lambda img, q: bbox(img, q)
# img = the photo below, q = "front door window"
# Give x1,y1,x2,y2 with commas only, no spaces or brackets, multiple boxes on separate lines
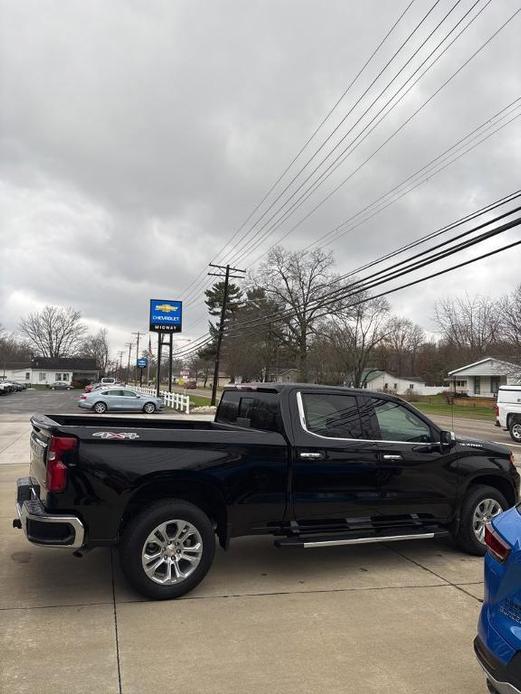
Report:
474,376,481,395
370,398,432,443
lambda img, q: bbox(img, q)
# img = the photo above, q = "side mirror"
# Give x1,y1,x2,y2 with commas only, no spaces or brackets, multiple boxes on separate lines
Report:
440,430,455,447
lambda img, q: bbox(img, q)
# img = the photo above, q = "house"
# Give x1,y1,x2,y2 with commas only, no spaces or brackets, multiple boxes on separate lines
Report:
359,369,443,396
1,357,99,386
447,357,521,397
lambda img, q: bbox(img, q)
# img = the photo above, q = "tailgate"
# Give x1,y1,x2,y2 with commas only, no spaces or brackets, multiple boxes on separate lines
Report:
29,424,51,492
29,414,65,494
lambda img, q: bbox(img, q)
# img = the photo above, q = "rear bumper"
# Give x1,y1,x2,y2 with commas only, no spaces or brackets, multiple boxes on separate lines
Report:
13,477,85,550
475,637,521,694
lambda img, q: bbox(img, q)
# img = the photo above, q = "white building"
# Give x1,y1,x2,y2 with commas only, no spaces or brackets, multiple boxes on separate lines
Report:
361,369,443,396
1,358,99,386
447,357,521,398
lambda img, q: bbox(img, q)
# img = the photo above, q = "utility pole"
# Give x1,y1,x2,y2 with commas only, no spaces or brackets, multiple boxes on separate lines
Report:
125,343,132,385
208,263,246,406
132,331,143,384
147,335,152,386
117,351,124,381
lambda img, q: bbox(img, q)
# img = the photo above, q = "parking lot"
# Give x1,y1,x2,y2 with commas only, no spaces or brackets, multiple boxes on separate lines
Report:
0,389,503,693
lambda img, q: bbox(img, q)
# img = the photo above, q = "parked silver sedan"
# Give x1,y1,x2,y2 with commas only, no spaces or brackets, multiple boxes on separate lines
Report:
78,387,163,414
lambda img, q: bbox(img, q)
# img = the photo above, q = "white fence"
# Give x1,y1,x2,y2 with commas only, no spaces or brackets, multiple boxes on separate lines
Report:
135,386,190,414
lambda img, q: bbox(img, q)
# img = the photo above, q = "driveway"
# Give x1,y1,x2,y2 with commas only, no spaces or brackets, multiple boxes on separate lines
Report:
0,391,495,693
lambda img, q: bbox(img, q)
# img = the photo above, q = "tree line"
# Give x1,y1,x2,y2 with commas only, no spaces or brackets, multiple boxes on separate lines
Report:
0,306,110,373
192,246,521,386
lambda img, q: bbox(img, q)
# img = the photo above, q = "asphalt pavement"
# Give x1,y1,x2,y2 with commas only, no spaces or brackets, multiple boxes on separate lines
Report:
0,387,83,417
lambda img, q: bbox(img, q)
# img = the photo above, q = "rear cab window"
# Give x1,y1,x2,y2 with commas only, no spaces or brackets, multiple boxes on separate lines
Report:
300,393,362,439
216,390,283,433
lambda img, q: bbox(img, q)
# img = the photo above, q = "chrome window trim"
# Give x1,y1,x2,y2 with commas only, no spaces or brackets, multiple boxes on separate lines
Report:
296,391,434,447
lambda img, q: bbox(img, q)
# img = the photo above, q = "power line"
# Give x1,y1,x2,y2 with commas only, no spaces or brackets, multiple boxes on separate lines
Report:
238,0,497,265
178,192,521,352
185,93,520,310
178,0,417,303
174,204,521,358
186,0,501,304
251,93,521,266
226,0,471,266
181,0,445,306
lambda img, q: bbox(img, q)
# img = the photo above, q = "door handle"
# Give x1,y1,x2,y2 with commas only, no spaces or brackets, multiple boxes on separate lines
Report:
382,454,402,461
298,451,324,460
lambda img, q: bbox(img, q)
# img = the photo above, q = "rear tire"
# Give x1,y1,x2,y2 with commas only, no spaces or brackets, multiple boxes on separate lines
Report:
93,401,107,414
509,418,521,442
119,499,215,600
453,485,507,555
143,402,156,414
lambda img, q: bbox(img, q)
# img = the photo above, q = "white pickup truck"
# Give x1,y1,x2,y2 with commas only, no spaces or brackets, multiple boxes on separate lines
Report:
496,386,521,442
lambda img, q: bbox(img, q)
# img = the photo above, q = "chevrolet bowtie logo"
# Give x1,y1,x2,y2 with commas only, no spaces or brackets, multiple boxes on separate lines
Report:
156,304,179,313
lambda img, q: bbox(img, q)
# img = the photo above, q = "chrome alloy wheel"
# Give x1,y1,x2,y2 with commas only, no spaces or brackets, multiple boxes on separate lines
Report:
141,520,203,585
473,498,503,543
511,423,521,441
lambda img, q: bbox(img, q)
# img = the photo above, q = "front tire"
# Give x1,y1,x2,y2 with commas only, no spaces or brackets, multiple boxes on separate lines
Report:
93,401,107,414
119,499,216,600
453,485,507,555
143,402,156,414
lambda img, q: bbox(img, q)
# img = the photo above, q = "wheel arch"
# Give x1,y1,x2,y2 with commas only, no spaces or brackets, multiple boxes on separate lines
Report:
507,413,521,428
120,475,229,549
465,474,517,508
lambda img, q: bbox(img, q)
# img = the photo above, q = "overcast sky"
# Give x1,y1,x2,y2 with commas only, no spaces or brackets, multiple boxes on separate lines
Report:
1,0,520,357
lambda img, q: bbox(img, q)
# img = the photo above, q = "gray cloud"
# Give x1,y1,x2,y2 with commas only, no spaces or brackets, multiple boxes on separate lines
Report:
1,0,520,353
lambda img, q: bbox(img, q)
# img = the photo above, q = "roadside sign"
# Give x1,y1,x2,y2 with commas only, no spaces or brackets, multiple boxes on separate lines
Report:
149,299,183,333
137,357,148,368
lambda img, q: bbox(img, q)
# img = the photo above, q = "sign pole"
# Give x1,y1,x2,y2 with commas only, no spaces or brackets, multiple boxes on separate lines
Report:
156,333,162,398
168,332,173,393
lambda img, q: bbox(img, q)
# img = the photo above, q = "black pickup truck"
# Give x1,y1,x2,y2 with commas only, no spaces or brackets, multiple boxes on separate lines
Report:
14,383,519,599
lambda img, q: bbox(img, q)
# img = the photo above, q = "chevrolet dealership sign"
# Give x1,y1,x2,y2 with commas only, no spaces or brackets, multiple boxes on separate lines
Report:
149,299,183,333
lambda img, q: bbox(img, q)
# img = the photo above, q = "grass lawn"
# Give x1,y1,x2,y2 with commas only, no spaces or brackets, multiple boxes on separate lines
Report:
411,395,495,421
188,394,212,408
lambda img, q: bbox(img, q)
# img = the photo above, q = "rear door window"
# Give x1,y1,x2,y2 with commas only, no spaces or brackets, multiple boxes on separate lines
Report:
300,393,362,439
216,391,282,432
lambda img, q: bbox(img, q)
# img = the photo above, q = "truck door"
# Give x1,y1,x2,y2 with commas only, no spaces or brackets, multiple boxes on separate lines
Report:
361,394,457,524
290,390,380,528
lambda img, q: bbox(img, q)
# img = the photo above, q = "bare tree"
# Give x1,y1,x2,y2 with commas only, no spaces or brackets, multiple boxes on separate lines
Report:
0,325,32,365
324,295,391,387
19,306,87,358
384,317,425,376
499,284,521,357
434,295,501,358
254,247,350,382
81,329,110,372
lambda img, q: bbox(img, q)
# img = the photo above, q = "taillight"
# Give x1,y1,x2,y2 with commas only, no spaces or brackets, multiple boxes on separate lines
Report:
46,436,77,492
495,405,499,417
485,523,511,563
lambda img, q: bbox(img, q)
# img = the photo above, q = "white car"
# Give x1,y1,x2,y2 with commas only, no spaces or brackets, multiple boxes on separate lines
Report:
496,385,521,441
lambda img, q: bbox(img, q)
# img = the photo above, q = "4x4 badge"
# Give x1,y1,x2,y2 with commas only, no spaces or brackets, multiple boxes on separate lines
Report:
92,432,140,440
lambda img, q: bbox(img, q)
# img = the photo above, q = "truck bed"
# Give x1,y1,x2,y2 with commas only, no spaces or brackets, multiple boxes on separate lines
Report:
33,413,218,431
